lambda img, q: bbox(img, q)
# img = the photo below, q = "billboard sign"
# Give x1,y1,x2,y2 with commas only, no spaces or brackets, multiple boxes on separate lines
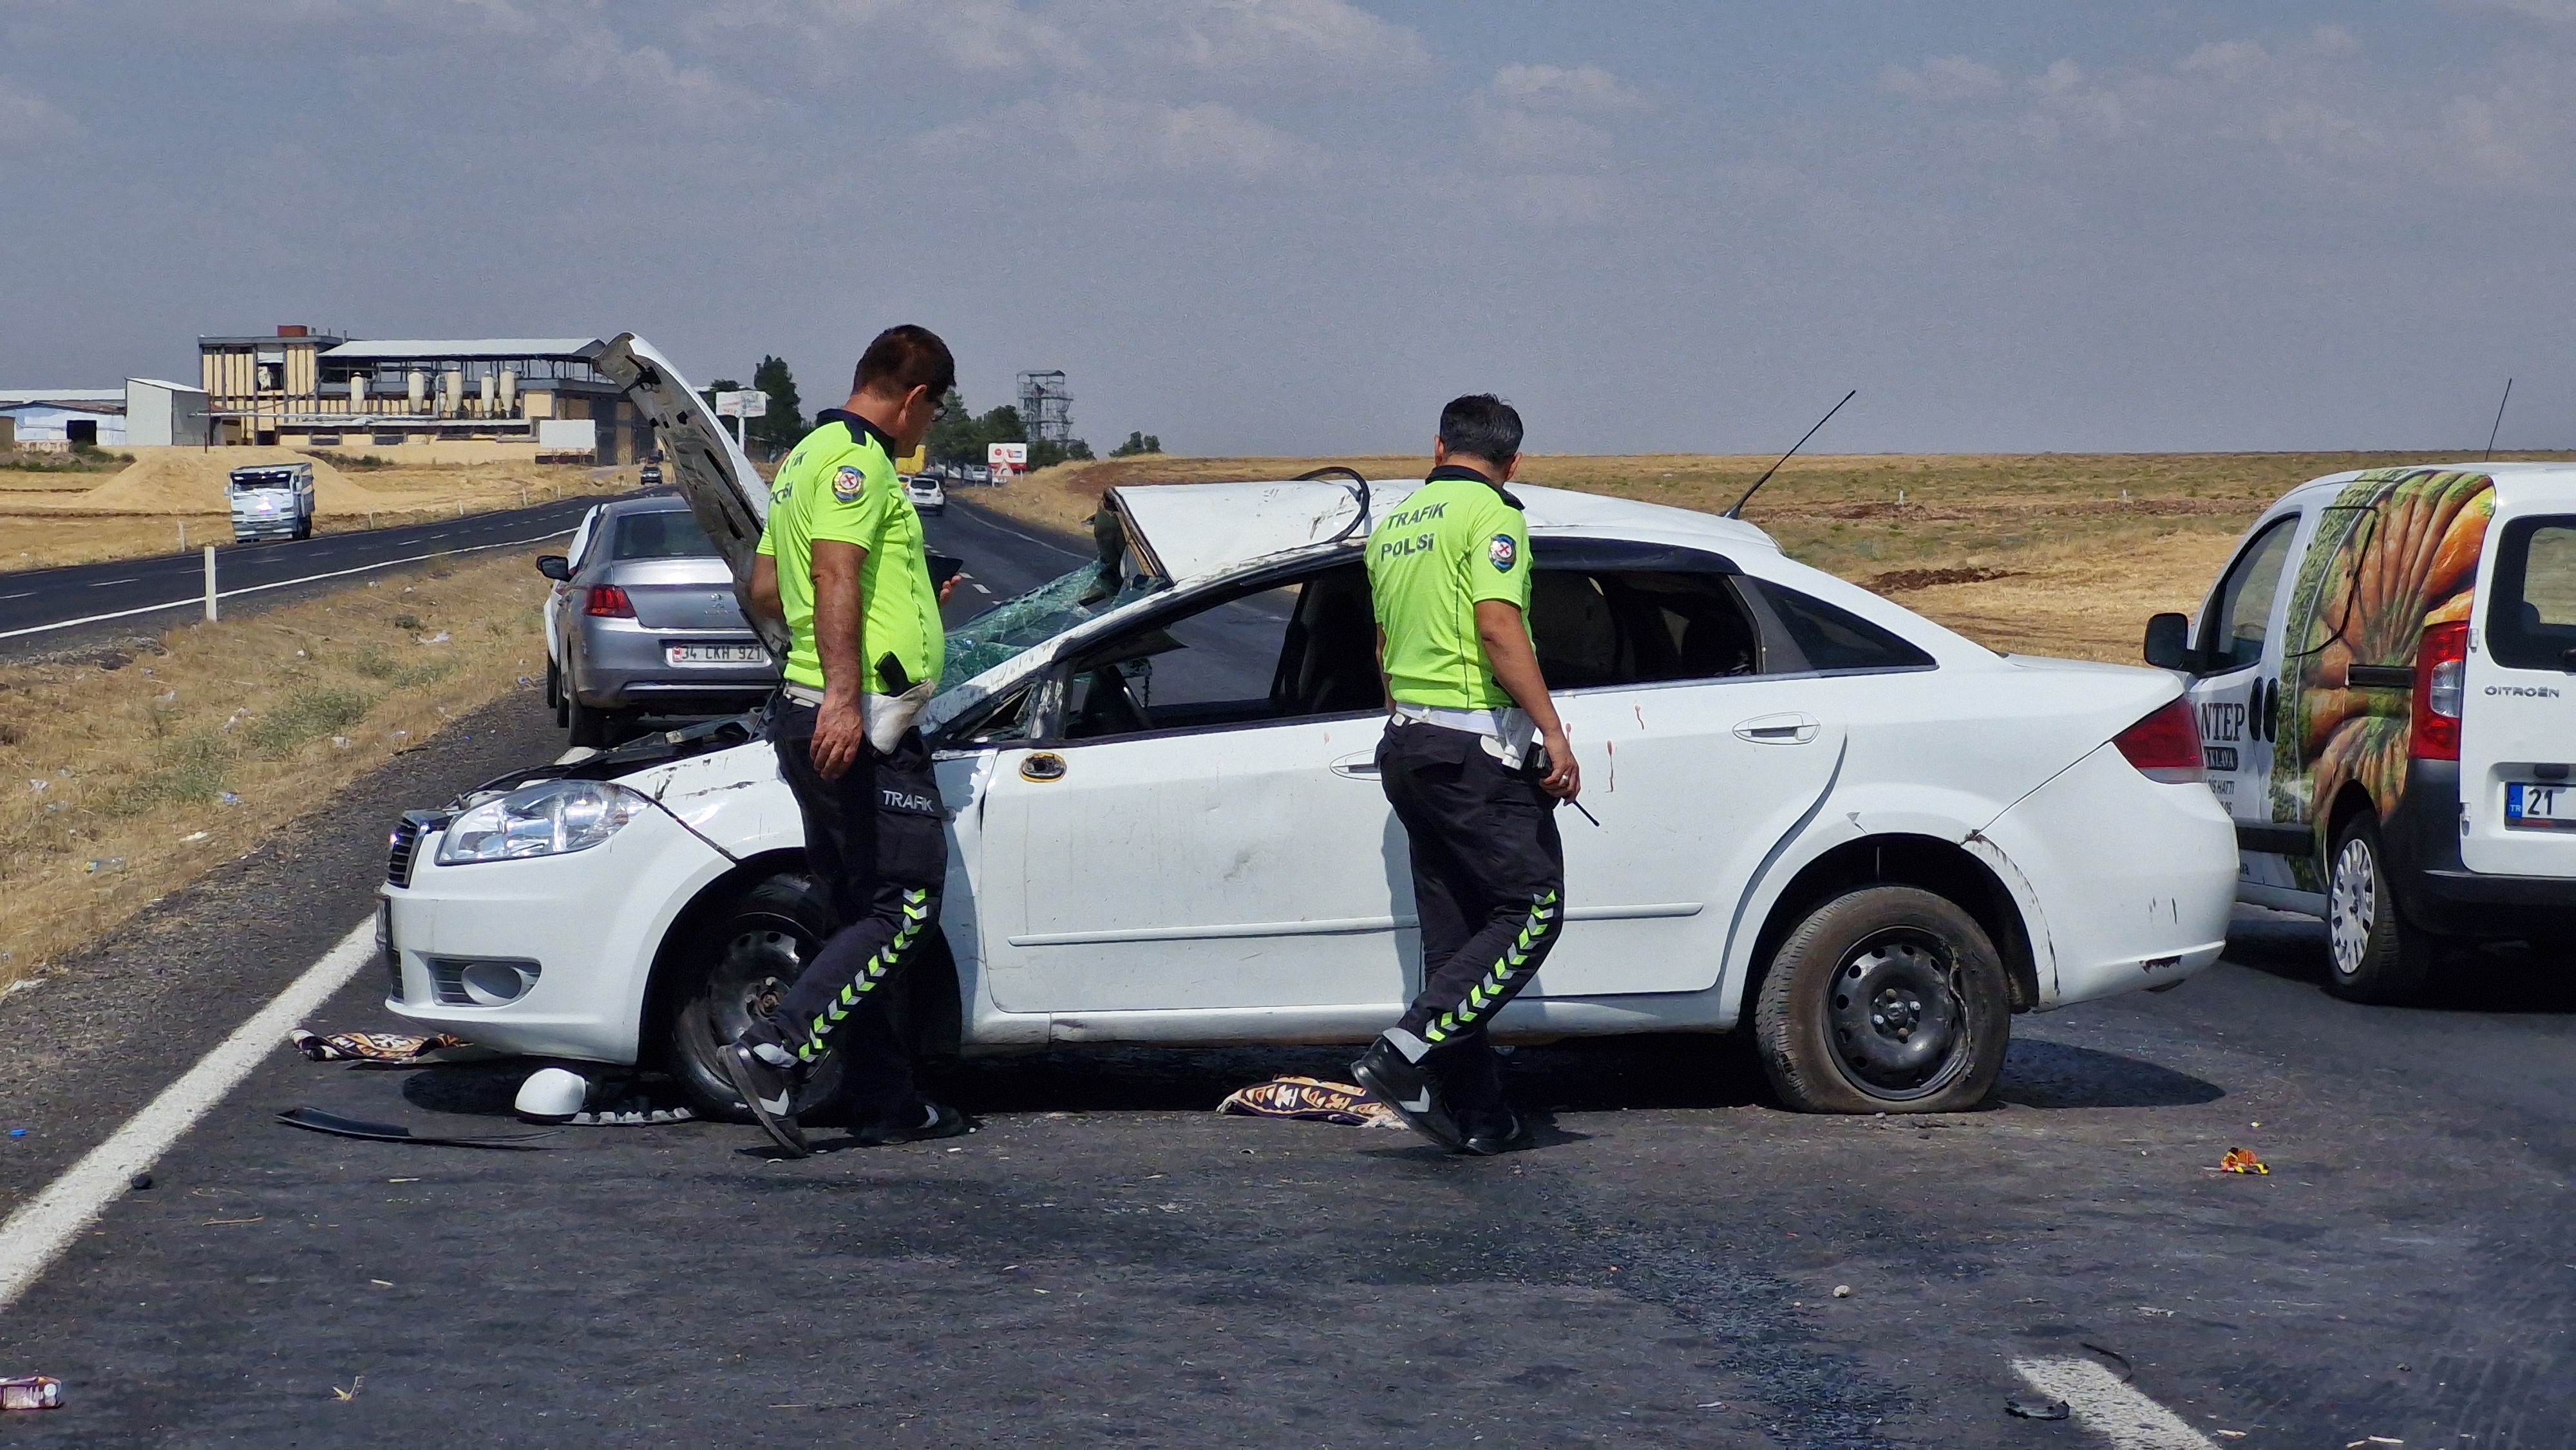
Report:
988,442,1028,470
712,389,768,419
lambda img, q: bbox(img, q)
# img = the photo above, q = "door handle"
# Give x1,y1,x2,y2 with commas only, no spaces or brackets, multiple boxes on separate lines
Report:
1331,751,1381,779
1019,752,1066,782
1734,712,1820,745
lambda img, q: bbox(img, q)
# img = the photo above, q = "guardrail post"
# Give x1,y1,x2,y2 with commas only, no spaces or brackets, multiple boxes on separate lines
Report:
202,546,218,623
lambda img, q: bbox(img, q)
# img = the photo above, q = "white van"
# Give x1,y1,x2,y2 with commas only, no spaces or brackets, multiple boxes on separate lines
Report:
2146,464,2576,1001
228,462,315,542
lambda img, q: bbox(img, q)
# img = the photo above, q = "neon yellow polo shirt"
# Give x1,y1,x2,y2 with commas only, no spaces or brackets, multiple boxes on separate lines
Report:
1366,466,1533,710
754,410,944,693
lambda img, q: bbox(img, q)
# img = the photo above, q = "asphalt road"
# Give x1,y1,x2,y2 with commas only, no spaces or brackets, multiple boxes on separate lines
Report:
0,491,626,662
0,498,2570,1446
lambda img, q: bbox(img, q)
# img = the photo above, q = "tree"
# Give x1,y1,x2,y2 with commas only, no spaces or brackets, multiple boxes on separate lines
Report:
1110,431,1162,457
699,378,742,410
1029,438,1094,469
748,355,804,455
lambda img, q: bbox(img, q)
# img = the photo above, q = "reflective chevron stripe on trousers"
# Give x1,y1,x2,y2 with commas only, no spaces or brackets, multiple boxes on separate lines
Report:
1378,719,1567,1095
766,699,949,1125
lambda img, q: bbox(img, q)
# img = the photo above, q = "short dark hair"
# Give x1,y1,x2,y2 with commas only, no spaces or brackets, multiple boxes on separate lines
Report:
1438,393,1522,467
852,325,956,400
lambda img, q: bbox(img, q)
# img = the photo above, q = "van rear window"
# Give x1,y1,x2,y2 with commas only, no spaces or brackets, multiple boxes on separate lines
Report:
2486,516,2576,671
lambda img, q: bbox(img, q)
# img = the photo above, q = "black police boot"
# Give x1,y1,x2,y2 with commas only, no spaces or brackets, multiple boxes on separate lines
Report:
853,1097,973,1147
1456,1104,1525,1156
1352,1030,1467,1152
721,1024,810,1159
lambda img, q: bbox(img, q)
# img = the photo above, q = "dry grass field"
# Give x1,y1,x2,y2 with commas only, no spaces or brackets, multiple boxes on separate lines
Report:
985,449,2576,661
0,550,550,994
0,447,645,571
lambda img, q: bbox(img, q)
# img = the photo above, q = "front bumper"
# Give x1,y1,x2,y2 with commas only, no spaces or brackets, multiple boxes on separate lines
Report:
2382,759,2576,937
381,804,735,1063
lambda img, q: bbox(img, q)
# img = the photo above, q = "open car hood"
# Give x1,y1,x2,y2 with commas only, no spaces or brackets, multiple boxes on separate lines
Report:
592,334,785,654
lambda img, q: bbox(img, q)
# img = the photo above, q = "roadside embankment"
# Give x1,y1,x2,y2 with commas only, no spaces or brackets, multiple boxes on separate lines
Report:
0,550,552,995
987,449,2576,661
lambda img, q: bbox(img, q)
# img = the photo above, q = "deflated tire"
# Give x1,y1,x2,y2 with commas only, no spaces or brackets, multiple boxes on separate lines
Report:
1754,885,2010,1114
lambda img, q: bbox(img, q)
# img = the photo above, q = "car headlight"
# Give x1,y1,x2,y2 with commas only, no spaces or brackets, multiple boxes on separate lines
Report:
435,779,646,865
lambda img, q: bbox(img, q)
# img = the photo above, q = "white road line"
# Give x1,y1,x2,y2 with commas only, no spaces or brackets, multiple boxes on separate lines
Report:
0,525,576,642
971,583,992,594
2013,1359,2217,1450
0,592,33,601
955,507,1085,558
86,577,139,587
0,916,377,1312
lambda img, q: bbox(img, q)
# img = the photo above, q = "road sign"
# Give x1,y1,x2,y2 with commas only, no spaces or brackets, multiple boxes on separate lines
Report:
988,442,1028,470
712,390,768,419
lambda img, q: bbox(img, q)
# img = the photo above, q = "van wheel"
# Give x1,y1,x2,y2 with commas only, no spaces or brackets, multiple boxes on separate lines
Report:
1754,885,2009,1114
2324,815,2438,1004
666,874,848,1124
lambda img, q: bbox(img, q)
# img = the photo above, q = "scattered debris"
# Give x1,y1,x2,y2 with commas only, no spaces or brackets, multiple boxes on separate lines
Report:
202,1216,262,1226
2005,1396,2069,1420
291,1029,470,1064
0,1376,62,1411
1217,1076,1405,1129
2218,1147,2269,1175
128,1172,151,1191
82,857,125,874
418,631,451,645
1832,1285,1852,1298
181,831,209,843
218,791,242,805
6,1129,24,1139
275,1107,554,1150
331,1375,361,1403
2137,1306,2175,1317
2081,1342,2135,1382
2345,1440,2403,1448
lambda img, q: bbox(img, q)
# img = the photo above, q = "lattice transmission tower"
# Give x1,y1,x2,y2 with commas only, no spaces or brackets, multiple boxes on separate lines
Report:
1016,370,1073,444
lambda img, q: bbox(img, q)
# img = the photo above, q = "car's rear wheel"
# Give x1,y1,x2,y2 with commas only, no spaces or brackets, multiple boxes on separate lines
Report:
667,873,848,1124
2324,814,2438,1004
544,657,560,713
1754,885,2009,1114
566,692,620,748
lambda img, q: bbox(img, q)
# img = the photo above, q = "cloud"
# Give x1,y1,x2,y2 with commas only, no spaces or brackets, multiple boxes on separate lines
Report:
918,91,1322,180
1879,55,2005,102
1475,106,1611,165
1122,0,1430,74
0,81,77,149
1501,173,1613,226
1492,62,1646,112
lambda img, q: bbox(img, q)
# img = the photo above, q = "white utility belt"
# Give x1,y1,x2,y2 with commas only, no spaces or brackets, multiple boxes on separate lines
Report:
1388,701,1536,769
779,679,934,753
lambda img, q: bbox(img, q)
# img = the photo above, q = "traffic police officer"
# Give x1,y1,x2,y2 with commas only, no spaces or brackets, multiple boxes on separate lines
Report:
726,324,967,1158
1350,394,1580,1155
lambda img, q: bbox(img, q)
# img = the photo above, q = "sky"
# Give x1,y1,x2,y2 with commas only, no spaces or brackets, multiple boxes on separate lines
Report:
3,0,2574,456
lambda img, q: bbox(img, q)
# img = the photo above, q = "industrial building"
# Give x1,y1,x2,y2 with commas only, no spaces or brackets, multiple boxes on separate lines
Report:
0,388,125,448
194,328,649,464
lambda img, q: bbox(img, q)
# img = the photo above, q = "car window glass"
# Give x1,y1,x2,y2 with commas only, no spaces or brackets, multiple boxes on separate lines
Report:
1060,563,1378,740
2204,516,2298,671
2486,516,2576,670
612,511,717,560
1527,570,1763,687
1737,579,1936,673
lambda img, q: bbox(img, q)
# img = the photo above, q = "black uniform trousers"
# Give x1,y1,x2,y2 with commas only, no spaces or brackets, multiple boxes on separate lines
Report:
764,696,947,1122
1377,719,1567,1106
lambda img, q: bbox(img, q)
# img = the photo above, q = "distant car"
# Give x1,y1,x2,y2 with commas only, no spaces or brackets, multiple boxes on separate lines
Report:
905,474,947,515
229,462,315,542
538,496,778,748
384,334,2237,1122
639,464,664,488
2151,462,2576,1002
540,505,606,719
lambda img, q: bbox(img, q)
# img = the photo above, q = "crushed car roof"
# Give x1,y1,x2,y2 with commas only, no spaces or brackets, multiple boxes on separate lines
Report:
1109,478,1781,585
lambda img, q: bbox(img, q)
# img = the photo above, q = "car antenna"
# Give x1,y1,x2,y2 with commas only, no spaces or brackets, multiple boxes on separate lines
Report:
1298,466,1373,541
1724,390,1856,520
2485,377,2513,461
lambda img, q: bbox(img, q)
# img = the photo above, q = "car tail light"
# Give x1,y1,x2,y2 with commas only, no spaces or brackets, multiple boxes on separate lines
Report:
585,584,634,618
2114,697,2205,784
2410,619,2468,761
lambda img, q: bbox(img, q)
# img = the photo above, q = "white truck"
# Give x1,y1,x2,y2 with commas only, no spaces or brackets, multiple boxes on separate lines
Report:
228,462,315,543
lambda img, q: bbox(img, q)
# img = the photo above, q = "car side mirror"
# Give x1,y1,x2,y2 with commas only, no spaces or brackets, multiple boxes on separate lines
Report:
536,554,571,582
2143,612,2199,672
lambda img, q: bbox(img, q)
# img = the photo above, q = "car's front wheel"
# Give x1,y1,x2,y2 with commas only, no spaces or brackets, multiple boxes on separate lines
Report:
1754,885,2010,1114
666,873,847,1123
2324,814,2438,1004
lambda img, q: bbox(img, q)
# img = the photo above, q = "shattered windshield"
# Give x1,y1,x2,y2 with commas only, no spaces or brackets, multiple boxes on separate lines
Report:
942,565,1166,685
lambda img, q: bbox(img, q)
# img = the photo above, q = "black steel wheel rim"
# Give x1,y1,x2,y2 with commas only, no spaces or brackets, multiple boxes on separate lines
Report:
690,916,840,1105
1823,930,1972,1101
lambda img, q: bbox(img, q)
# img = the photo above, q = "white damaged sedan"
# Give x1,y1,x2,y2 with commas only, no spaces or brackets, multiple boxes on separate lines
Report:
380,337,2237,1118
